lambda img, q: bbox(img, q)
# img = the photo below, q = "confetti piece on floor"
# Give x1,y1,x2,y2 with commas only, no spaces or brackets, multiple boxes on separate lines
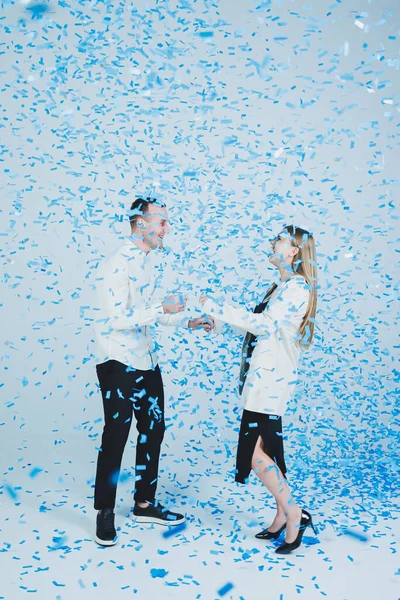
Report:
4,484,19,501
218,582,235,596
341,529,369,543
162,522,188,539
150,568,168,579
29,467,43,478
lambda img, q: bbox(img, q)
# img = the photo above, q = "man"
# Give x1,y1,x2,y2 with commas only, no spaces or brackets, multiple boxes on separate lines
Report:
92,196,211,546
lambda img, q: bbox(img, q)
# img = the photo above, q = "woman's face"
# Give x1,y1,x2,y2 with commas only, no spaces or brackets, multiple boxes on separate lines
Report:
269,230,298,267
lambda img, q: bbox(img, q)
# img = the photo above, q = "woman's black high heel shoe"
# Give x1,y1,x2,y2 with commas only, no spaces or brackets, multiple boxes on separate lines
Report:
275,509,316,554
255,523,286,540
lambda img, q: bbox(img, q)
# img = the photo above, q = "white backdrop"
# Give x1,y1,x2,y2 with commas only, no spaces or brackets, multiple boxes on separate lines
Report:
0,1,399,598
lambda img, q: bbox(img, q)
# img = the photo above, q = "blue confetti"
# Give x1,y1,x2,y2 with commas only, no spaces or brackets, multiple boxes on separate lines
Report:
26,2,50,19
218,582,235,597
29,467,43,478
162,522,188,539
150,569,168,579
342,529,369,543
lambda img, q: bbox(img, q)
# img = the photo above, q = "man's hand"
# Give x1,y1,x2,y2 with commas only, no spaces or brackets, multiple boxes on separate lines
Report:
188,316,214,331
162,294,187,314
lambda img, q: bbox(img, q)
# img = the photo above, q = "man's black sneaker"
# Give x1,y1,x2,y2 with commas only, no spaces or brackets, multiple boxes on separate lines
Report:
133,501,186,526
95,508,118,546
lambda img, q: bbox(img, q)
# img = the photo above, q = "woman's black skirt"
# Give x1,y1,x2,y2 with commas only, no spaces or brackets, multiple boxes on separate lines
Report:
235,409,287,484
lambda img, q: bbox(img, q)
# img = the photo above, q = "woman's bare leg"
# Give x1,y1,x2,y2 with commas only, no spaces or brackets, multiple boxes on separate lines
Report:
265,500,286,533
251,436,301,543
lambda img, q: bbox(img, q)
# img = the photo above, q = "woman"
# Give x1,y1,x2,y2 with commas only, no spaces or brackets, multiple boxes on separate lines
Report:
200,225,318,554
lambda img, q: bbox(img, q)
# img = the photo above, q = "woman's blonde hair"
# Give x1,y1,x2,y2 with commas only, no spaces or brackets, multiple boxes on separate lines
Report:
284,225,317,348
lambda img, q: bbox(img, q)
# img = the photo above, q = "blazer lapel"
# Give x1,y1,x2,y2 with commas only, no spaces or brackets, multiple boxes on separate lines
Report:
238,284,277,395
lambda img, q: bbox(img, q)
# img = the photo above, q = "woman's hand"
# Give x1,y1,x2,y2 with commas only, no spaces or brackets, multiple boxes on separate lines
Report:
199,294,207,305
188,316,214,331
162,293,187,314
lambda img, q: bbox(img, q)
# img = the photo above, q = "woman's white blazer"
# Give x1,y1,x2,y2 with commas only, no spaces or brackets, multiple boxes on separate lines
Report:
203,275,311,416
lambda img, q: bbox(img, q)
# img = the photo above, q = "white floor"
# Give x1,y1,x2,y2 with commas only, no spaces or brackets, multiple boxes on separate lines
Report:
1,428,399,600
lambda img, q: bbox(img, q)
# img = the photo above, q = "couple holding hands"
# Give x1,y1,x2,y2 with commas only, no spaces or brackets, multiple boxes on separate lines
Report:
92,197,318,555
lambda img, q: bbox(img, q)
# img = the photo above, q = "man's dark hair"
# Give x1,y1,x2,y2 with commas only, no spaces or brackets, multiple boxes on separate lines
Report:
128,197,166,228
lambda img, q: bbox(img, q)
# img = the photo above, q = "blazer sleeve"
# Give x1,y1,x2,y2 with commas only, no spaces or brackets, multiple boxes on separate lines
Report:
202,278,310,338
210,316,249,336
212,317,225,334
156,311,190,328
95,255,164,330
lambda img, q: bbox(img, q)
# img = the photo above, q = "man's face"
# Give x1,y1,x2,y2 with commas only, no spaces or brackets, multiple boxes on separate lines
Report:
140,204,170,249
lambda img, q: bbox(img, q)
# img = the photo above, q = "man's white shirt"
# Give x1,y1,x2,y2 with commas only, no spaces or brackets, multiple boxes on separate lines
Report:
92,237,188,370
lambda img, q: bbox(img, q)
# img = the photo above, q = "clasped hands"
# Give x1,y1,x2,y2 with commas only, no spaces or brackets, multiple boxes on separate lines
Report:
162,293,212,331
